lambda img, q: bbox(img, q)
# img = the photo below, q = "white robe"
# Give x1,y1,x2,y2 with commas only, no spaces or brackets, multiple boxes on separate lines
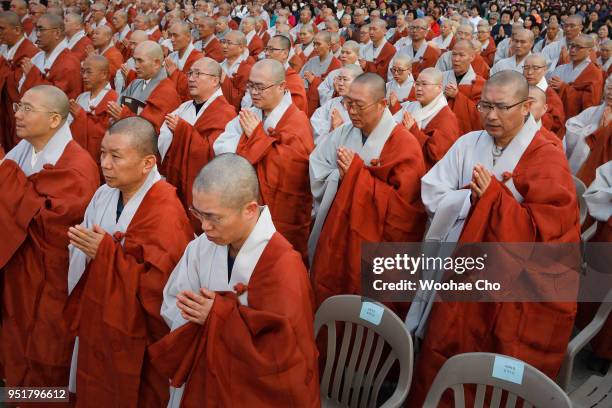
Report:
490,53,531,75
386,76,415,102
300,53,335,88
68,83,113,125
541,37,568,72
392,92,448,129
493,37,511,65
583,162,612,223
434,50,453,72
431,34,453,50
550,59,590,84
563,103,606,174
310,96,350,143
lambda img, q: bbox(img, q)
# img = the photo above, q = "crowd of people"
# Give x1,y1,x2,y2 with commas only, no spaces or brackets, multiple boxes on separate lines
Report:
0,0,610,406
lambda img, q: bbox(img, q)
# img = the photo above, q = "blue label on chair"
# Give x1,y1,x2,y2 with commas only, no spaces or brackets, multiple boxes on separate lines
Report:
492,356,524,385
359,302,384,325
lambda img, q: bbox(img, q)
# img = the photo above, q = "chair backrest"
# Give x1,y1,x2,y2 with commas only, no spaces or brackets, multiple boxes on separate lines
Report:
573,176,588,226
423,352,572,408
314,295,413,408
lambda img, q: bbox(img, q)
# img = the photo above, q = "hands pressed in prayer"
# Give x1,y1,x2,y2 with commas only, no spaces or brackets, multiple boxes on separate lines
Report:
164,57,177,76
388,91,398,107
69,99,83,117
358,58,367,70
337,146,356,178
239,109,261,137
176,288,216,325
549,76,564,90
68,224,106,259
402,111,416,129
303,71,315,84
330,108,345,130
600,106,612,128
21,58,33,75
470,163,492,200
107,101,124,121
498,26,505,38
120,63,130,80
165,114,180,132
444,83,458,98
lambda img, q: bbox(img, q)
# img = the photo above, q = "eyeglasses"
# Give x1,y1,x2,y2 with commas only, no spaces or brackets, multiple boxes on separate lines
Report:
390,67,410,73
264,46,286,53
568,43,590,50
522,64,546,71
13,102,59,115
343,98,380,112
476,99,526,113
246,81,280,93
35,26,60,33
187,70,219,79
189,206,223,224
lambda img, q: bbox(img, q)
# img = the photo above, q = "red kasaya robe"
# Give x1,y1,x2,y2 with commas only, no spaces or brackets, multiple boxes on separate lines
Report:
102,45,125,84
481,37,496,67
236,104,314,261
168,48,204,102
542,86,566,138
221,57,255,111
0,141,99,387
390,27,409,45
116,30,133,61
576,122,611,188
68,181,193,408
447,75,485,135
409,131,581,407
119,78,182,133
148,232,320,408
247,34,264,59
201,37,224,63
409,105,461,169
21,49,83,99
472,54,490,79
70,36,94,62
558,62,604,120
363,42,396,81
311,125,427,308
412,45,441,78
306,56,342,117
286,67,308,113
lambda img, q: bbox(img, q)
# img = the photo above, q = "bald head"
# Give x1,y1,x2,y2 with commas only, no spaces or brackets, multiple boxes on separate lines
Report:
393,53,412,66
226,30,247,46
486,70,529,100
192,56,222,79
135,40,164,61
130,30,148,43
252,59,285,82
528,85,547,121
28,85,70,119
85,54,109,73
419,67,443,84
171,20,191,35
342,40,360,56
525,53,547,66
370,18,387,30
315,30,331,44
0,10,21,28
351,72,386,101
39,13,64,32
108,117,158,157
341,64,363,79
193,154,259,209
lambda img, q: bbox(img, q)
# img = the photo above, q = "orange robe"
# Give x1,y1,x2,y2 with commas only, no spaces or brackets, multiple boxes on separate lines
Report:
148,28,162,42
221,57,255,111
161,96,236,227
557,62,604,120
70,35,94,61
201,36,224,62
102,45,125,84
390,27,409,45
306,56,342,117
408,105,461,169
235,104,314,260
412,45,441,78
0,141,99,387
447,75,485,135
481,37,496,67
542,86,566,138
168,48,204,102
22,16,34,36
68,181,193,408
21,48,83,99
472,53,490,79
286,67,308,113
363,41,396,81
576,122,611,188
115,30,132,61
119,78,182,133
148,232,320,408
311,125,427,307
410,131,581,407
247,33,264,59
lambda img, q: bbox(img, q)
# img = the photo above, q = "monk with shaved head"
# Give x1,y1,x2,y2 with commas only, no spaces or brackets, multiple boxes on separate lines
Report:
310,72,427,306
108,40,181,133
214,59,314,260
194,15,223,62
92,25,125,82
410,70,581,405
64,12,93,60
114,29,148,93
165,21,204,102
219,30,255,110
149,154,320,407
358,18,395,81
1,85,99,388
404,18,440,77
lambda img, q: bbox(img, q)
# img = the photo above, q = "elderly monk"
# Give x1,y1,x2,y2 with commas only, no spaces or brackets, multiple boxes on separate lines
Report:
431,19,455,52
108,41,181,133
542,15,586,70
528,85,563,148
0,11,39,152
69,55,118,170
401,18,440,77
565,78,612,185
597,40,612,78
394,68,460,169
20,13,82,99
409,71,580,406
442,40,486,134
165,21,204,102
91,25,124,83
534,20,561,53
240,16,264,59
317,39,360,105
194,15,223,62
219,30,255,110
114,29,148,93
311,64,362,142
309,73,427,307
111,10,132,61
9,0,33,35
490,28,534,75
67,117,193,408
386,54,415,114
148,154,320,408
477,21,496,67
435,24,490,80
389,12,409,45
214,59,313,260
159,57,236,223
523,53,565,137
550,34,604,121
358,19,396,80
289,23,316,73
301,31,342,116
64,12,92,61
0,85,98,387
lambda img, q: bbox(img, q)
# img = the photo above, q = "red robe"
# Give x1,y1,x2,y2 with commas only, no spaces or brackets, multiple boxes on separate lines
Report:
70,35,94,61
472,53,490,79
148,232,320,408
22,16,34,36
288,48,314,74
69,89,119,169
258,29,271,46
247,33,264,59
102,45,125,84
168,48,204,102
409,105,461,169
388,86,416,114
481,37,496,67
21,48,83,99
221,57,255,111
412,44,441,78
286,67,308,113
390,27,409,45
235,104,314,260
363,41,396,82
115,30,132,61
0,141,99,387
446,75,485,135
558,62,604,120
311,125,427,307
201,36,224,62
0,38,39,152
161,96,236,228
306,56,342,117
542,86,566,138
119,77,182,133
576,122,611,188
68,181,193,408
148,28,162,42
410,131,581,407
